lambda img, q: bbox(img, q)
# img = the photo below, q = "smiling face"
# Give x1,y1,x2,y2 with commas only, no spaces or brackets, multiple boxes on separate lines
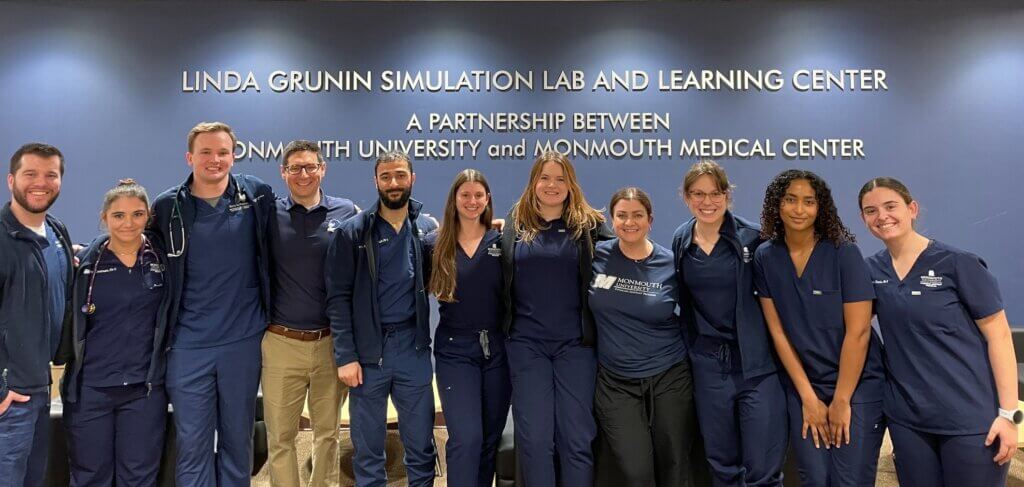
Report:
685,174,728,225
455,181,489,222
375,160,415,210
8,153,62,215
186,130,235,186
102,196,149,248
281,150,325,202
611,198,652,245
534,161,568,212
860,187,917,243
779,178,818,235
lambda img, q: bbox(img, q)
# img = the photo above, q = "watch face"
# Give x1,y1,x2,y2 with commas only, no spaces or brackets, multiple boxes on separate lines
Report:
1014,410,1023,424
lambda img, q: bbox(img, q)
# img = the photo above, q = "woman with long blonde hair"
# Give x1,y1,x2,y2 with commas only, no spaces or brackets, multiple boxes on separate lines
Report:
423,169,511,487
498,152,612,486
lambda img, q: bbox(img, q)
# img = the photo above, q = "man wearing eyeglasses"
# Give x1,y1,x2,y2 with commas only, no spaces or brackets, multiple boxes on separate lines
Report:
149,121,276,486
263,140,357,487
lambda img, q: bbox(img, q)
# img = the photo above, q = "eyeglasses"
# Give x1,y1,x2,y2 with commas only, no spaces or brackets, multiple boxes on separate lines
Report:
284,163,323,175
687,190,727,202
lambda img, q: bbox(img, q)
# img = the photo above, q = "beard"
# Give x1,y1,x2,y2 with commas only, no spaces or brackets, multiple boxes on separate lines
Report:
378,186,412,210
12,185,59,214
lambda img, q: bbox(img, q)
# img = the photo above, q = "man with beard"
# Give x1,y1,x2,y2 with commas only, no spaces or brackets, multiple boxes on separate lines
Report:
326,151,438,486
149,122,275,486
0,143,73,484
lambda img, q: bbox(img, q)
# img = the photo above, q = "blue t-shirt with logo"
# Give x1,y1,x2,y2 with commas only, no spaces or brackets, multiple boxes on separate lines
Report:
589,239,686,378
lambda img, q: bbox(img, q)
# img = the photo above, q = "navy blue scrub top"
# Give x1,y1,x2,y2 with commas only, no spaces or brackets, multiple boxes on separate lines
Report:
176,188,265,348
375,215,416,325
683,239,738,341
438,230,503,331
269,195,357,330
39,224,68,357
513,219,581,341
590,240,686,378
82,247,164,387
867,240,1003,434
753,240,884,403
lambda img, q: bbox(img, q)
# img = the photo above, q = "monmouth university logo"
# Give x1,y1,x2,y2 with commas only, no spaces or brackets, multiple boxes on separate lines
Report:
593,274,618,289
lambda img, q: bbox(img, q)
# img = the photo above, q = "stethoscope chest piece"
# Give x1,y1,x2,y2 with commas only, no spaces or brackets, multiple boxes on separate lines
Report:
82,303,96,315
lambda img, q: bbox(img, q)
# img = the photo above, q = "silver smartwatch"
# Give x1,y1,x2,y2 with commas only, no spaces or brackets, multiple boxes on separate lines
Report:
998,408,1023,425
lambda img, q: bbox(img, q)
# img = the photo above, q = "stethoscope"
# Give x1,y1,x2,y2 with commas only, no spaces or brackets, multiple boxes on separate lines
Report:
167,175,246,258
82,235,163,315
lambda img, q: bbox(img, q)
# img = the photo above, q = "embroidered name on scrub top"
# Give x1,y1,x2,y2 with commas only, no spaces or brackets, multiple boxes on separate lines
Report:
866,241,1003,434
82,249,164,387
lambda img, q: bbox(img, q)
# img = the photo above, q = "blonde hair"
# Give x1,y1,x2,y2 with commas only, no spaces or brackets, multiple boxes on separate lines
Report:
511,151,603,241
187,121,236,152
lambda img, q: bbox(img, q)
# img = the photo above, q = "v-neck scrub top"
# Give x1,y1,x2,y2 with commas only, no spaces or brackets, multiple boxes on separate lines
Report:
83,248,164,387
682,239,738,341
436,230,503,330
866,240,1003,434
753,240,884,403
512,219,581,341
374,214,416,325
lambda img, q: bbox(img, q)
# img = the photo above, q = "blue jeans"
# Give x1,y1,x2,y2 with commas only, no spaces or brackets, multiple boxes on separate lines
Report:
0,391,50,487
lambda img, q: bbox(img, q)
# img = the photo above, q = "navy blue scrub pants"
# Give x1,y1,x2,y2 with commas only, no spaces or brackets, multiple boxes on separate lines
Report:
350,322,437,487
594,360,696,487
690,336,788,487
64,384,168,486
0,391,50,487
507,336,597,487
888,421,1008,487
167,334,262,487
786,389,885,487
435,326,512,487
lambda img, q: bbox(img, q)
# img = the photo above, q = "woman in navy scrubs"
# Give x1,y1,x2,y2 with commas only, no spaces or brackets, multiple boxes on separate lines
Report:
858,177,1017,486
500,151,611,486
672,160,788,486
591,187,695,486
752,169,885,487
61,179,170,486
424,169,511,487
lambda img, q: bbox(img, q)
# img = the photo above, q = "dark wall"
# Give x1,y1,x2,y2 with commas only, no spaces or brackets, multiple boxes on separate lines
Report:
2,1,1022,319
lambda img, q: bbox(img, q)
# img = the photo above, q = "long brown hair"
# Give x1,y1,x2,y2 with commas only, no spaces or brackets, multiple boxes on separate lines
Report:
511,151,604,241
429,169,494,302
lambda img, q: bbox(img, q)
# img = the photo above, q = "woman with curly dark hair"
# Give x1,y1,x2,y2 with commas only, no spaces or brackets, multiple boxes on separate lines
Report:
752,169,886,487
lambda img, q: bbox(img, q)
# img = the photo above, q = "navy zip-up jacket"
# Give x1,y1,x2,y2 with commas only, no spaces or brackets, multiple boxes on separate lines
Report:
148,174,275,345
499,210,614,346
0,203,74,403
58,233,172,403
325,199,437,367
672,211,778,379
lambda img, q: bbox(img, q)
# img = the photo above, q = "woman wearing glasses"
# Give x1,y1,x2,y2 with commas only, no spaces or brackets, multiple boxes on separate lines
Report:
672,160,788,486
59,179,171,487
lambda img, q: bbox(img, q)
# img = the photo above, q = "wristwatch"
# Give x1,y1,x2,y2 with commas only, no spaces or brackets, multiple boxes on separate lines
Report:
998,408,1023,425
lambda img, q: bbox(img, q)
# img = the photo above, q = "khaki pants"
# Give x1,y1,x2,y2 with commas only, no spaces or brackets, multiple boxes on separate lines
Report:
262,330,348,487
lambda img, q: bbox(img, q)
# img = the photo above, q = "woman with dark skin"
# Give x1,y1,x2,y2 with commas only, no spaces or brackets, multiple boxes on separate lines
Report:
753,170,885,487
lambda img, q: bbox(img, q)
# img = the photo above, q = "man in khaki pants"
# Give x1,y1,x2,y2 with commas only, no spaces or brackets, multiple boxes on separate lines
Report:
264,140,359,486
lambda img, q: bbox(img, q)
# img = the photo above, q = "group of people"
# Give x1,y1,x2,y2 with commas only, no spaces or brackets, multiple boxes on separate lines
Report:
0,120,1017,487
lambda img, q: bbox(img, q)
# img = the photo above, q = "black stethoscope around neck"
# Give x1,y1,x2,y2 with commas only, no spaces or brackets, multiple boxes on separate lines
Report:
167,175,246,258
82,235,162,316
